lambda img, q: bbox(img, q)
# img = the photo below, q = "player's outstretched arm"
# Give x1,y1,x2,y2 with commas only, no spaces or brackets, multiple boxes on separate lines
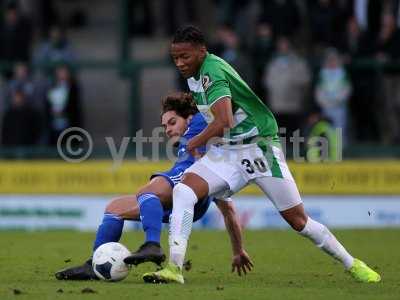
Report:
215,199,254,276
187,97,234,155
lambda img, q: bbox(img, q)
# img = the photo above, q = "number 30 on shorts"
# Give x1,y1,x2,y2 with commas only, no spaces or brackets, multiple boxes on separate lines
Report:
241,158,268,174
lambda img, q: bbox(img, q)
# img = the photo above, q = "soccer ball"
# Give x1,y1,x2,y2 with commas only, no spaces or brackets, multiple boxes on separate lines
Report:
92,242,131,281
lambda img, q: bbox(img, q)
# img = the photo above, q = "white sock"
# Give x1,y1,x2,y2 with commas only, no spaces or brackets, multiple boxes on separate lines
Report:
169,183,198,269
300,218,354,269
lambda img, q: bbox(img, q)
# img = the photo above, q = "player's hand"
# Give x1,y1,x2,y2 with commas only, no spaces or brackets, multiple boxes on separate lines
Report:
187,140,202,158
231,250,253,276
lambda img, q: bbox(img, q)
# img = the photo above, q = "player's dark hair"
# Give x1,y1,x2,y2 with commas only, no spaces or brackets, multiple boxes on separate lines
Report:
172,25,205,45
161,92,198,119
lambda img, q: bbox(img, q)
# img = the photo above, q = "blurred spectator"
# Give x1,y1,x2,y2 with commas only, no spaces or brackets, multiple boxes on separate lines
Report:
3,62,35,106
33,25,76,67
214,0,254,39
337,15,381,142
214,0,249,26
128,0,154,36
210,24,253,85
347,71,381,143
1,89,42,146
375,12,400,61
259,0,301,38
308,0,346,53
315,49,352,145
0,2,33,77
251,22,274,98
346,0,385,43
2,62,50,113
36,0,59,37
164,0,197,35
340,18,363,59
303,112,341,162
263,36,311,137
45,65,82,145
377,12,400,144
338,0,389,59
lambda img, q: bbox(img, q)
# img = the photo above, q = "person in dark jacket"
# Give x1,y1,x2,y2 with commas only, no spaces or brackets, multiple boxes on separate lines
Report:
1,89,42,147
45,65,83,145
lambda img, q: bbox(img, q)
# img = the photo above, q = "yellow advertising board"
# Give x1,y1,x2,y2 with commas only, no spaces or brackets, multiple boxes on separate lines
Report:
0,160,399,195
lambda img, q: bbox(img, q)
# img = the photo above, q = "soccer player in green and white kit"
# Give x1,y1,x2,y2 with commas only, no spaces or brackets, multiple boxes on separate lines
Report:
140,26,381,284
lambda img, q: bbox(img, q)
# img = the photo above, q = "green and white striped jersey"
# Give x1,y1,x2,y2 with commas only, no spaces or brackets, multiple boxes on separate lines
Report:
187,53,278,143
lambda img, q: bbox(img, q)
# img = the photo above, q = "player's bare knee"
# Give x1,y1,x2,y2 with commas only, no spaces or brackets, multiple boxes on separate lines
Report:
105,198,122,215
288,215,307,232
181,174,209,199
280,204,307,231
105,197,138,219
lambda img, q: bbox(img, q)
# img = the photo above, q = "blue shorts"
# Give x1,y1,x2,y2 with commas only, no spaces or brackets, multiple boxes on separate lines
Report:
151,167,215,224
151,166,186,188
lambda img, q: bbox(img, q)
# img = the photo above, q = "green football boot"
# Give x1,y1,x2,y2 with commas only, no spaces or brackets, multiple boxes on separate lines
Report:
143,262,184,284
348,259,381,283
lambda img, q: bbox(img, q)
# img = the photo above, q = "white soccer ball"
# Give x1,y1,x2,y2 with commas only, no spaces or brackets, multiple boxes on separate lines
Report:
92,242,131,281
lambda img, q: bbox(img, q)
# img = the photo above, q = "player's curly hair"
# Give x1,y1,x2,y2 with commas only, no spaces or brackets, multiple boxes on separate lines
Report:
172,25,205,45
161,91,198,119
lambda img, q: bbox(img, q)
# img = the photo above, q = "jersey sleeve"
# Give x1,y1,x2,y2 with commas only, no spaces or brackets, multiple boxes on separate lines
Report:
203,64,232,106
176,113,207,164
183,113,206,140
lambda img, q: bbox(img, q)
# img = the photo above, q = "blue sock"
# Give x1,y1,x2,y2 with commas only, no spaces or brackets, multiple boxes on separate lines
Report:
137,193,163,244
93,213,124,252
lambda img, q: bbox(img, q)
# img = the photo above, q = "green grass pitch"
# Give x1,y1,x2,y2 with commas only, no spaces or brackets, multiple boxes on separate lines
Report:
0,229,399,300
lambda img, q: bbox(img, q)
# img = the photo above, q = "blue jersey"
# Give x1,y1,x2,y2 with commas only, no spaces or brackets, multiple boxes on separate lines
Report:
151,112,207,186
175,112,207,168
150,112,214,223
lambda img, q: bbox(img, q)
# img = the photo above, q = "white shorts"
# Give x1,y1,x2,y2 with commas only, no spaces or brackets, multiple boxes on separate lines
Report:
185,143,302,211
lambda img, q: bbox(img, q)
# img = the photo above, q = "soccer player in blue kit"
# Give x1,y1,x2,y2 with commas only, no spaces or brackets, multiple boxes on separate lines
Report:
55,92,253,280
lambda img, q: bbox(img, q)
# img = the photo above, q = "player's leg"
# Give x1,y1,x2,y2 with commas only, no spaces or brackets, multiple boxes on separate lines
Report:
169,163,231,267
168,172,208,267
55,177,171,280
54,194,139,280
94,176,171,255
143,163,230,284
92,195,137,252
123,176,173,265
255,176,380,282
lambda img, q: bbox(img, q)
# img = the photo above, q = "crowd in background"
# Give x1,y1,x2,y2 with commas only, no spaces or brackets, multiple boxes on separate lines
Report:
0,1,82,148
1,0,400,152
205,0,400,146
